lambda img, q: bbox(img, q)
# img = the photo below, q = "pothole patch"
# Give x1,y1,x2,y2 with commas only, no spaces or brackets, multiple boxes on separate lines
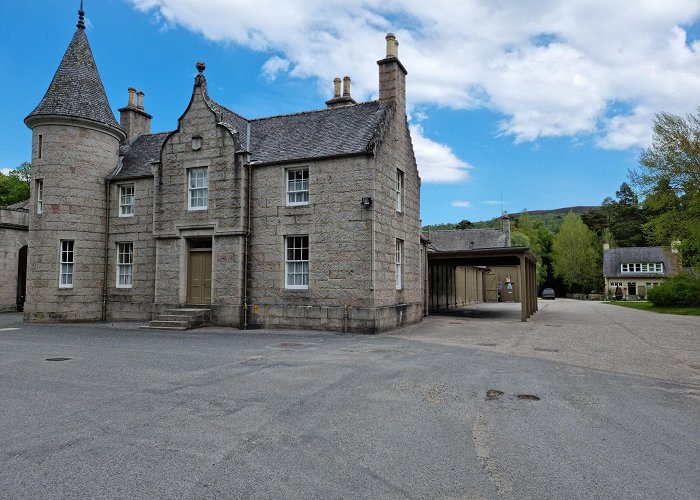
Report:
545,324,562,328
517,394,540,401
478,343,498,347
534,347,559,353
46,357,71,362
486,389,504,400
275,342,303,349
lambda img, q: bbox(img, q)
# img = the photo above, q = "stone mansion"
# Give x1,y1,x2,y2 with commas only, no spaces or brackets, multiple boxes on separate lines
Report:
22,7,423,332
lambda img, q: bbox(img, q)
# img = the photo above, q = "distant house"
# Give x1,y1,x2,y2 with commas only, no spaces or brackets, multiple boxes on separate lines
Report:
603,245,680,299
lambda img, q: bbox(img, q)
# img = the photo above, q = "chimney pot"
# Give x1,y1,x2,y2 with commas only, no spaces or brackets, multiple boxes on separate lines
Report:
136,91,145,110
127,87,136,107
385,33,397,58
333,77,341,98
342,76,351,97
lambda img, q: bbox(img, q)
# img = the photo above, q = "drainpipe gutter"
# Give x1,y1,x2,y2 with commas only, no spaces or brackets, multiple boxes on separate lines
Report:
242,156,252,330
102,180,110,322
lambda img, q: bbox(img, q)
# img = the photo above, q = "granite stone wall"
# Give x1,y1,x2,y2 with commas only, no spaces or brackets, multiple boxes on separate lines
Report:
369,103,423,328
152,81,245,321
106,177,156,320
24,122,121,322
0,209,28,312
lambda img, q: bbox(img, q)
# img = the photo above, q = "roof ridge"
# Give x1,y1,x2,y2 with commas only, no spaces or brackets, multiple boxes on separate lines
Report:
206,97,249,122
250,100,380,122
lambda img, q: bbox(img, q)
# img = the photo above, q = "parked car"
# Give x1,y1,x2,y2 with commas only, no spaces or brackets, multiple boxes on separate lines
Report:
542,288,556,300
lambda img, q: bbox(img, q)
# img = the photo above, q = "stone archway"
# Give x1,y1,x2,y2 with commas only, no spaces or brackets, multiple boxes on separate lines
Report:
17,245,27,311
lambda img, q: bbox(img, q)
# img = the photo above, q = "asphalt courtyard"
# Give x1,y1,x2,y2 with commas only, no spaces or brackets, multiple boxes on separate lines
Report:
0,299,698,499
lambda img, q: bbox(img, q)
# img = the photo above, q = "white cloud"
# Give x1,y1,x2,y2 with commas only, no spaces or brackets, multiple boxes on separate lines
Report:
0,167,12,175
262,56,291,81
451,200,472,208
129,0,700,150
410,125,472,183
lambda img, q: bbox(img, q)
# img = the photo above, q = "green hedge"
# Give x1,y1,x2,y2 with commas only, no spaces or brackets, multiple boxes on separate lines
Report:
647,269,700,307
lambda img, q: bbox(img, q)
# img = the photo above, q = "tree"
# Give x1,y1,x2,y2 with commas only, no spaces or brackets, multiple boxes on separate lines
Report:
552,212,598,292
632,108,700,266
0,162,31,206
513,211,553,289
11,162,32,187
454,219,474,230
633,107,700,194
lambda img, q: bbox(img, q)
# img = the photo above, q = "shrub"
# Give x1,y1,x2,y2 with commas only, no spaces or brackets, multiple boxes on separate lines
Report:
647,269,700,307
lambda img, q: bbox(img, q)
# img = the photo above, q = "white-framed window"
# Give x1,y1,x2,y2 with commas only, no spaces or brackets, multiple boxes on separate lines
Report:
610,282,623,287
119,185,134,216
116,242,133,288
36,179,43,214
285,235,309,289
286,168,309,205
59,240,74,288
396,238,403,290
396,169,404,212
621,262,664,273
119,185,134,217
188,167,208,210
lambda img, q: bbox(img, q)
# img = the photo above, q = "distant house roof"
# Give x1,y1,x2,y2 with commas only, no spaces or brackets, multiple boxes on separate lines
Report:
426,229,509,252
25,28,122,133
603,246,676,278
113,98,388,180
3,199,30,211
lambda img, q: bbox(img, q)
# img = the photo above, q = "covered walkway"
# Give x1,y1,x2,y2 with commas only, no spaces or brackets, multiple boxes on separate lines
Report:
427,246,538,322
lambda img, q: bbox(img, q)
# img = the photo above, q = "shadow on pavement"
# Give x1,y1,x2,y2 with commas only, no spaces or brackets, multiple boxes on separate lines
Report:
430,302,523,320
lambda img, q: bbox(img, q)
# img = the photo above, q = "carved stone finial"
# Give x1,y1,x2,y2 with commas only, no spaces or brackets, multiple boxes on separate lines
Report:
77,0,85,30
194,62,207,87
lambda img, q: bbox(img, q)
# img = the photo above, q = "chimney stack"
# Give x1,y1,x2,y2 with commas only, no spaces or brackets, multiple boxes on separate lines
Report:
118,88,152,143
501,214,511,247
377,33,407,112
326,76,356,108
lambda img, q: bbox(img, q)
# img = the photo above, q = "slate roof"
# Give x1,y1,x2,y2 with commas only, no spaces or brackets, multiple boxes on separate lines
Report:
2,199,29,211
113,100,388,179
426,229,508,252
26,28,121,131
603,246,673,278
112,132,172,179
248,101,385,164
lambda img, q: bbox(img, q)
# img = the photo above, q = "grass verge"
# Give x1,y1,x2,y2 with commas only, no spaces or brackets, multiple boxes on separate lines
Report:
606,301,700,316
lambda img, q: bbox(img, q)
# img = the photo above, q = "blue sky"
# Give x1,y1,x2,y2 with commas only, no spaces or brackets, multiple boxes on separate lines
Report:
2,0,699,224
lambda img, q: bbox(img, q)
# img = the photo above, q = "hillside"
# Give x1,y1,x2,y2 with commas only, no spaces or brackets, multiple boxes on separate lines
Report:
424,206,600,234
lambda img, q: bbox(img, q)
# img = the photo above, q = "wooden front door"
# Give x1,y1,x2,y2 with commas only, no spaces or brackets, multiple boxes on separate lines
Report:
187,250,212,304
484,272,498,303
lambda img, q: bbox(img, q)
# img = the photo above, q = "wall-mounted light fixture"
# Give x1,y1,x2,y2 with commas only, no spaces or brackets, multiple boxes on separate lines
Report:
361,197,373,207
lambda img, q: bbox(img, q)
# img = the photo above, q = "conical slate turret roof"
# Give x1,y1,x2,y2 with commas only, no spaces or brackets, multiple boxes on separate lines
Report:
25,27,121,131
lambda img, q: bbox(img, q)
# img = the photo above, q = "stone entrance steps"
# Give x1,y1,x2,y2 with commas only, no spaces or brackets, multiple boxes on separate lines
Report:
142,307,211,331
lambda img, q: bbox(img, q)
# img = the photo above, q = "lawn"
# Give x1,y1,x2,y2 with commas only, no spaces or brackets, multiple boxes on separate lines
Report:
606,301,700,316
